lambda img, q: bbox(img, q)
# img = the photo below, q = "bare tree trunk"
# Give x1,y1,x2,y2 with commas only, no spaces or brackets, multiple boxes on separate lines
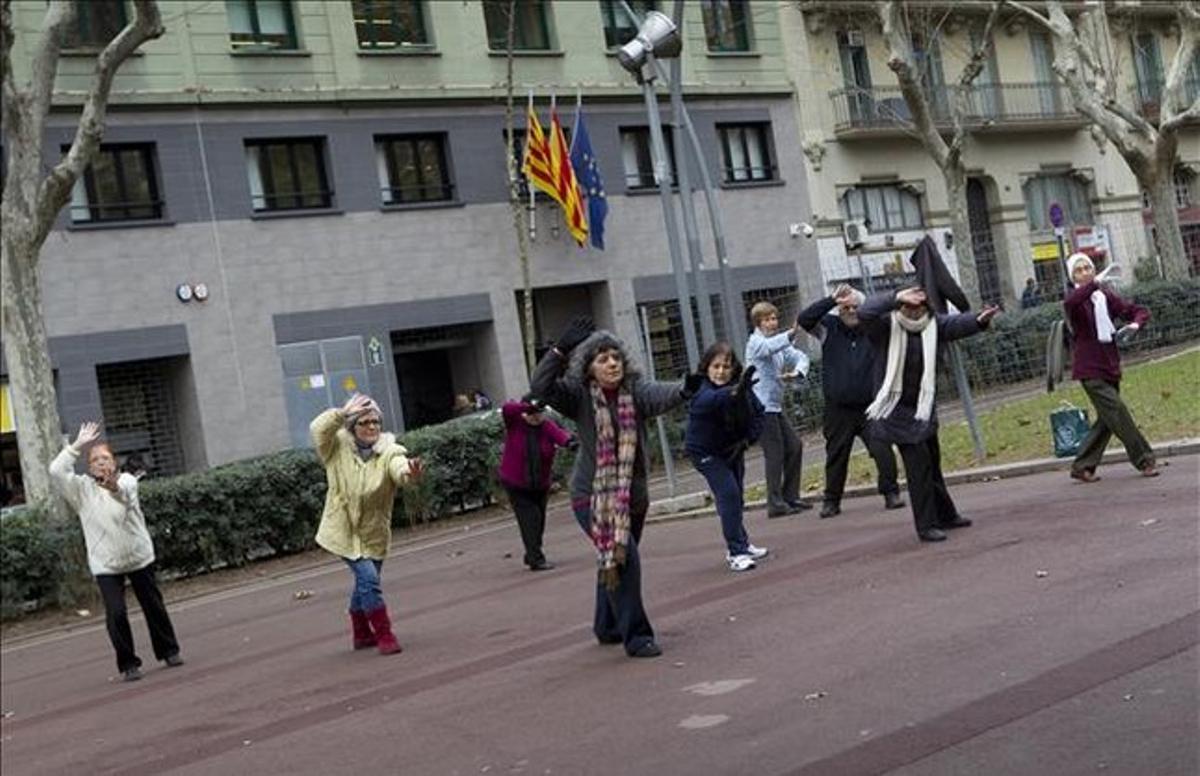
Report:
1141,149,1188,280
944,165,977,298
501,0,537,372
0,232,62,514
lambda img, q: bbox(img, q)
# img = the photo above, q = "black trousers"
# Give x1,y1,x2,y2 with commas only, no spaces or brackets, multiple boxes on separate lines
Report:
823,404,900,503
572,505,655,656
896,434,961,536
504,485,550,567
95,564,180,673
760,412,802,511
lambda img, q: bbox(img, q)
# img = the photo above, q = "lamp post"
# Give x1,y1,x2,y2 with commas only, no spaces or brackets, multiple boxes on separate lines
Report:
616,10,700,371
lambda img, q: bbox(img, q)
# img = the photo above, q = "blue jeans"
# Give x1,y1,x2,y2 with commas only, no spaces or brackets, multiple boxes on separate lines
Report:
344,557,384,612
572,503,655,655
690,451,750,556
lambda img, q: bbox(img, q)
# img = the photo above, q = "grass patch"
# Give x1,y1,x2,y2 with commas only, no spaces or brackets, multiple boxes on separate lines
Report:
771,348,1199,497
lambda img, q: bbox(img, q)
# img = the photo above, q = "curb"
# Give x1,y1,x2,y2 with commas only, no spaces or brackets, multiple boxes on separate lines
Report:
646,438,1199,525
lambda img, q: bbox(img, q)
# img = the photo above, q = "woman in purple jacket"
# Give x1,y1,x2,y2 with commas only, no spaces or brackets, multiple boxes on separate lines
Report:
499,396,576,570
1063,254,1157,482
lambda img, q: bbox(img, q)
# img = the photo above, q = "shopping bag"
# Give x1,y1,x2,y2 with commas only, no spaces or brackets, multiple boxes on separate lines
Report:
1050,402,1090,458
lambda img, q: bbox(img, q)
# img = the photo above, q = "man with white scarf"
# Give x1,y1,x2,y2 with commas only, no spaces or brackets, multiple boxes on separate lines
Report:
858,287,999,542
1063,253,1157,482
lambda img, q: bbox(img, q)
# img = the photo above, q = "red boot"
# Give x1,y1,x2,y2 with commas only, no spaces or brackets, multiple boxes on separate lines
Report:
365,606,403,655
350,610,376,650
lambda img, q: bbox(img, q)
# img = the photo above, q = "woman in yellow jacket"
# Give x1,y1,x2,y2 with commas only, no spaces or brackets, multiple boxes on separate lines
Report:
312,394,418,655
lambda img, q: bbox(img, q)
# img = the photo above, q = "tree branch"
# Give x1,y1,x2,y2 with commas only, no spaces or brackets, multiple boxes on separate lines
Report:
1160,2,1200,128
35,0,163,243
877,0,950,168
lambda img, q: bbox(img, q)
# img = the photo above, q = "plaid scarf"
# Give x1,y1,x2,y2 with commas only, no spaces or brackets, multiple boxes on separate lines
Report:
588,382,638,590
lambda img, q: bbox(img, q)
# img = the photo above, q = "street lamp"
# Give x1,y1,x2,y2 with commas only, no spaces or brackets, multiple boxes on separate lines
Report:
615,9,700,369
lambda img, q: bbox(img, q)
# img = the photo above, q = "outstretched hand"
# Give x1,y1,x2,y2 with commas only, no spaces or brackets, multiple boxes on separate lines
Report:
1116,322,1140,341
74,421,102,449
554,316,595,355
682,372,704,398
976,305,1001,326
407,456,423,480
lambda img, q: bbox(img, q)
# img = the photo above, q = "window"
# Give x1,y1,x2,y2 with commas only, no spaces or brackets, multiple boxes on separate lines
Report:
599,0,655,49
619,127,677,189
1022,173,1092,231
717,123,775,183
244,138,332,211
1131,32,1164,107
226,0,298,50
375,134,453,205
68,144,163,223
1174,166,1196,210
482,0,551,51
352,0,429,49
700,0,751,53
61,0,126,48
840,184,924,232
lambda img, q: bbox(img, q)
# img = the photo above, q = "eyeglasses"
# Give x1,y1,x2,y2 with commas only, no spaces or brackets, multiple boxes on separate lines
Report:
355,419,382,428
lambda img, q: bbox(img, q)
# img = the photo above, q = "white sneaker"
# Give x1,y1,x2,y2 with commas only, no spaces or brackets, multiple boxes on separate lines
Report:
727,554,756,572
746,544,769,560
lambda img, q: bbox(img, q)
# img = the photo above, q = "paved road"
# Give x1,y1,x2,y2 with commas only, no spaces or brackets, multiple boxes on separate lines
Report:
2,456,1197,776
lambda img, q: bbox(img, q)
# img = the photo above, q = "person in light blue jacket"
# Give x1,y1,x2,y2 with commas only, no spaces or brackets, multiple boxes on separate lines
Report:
744,301,811,517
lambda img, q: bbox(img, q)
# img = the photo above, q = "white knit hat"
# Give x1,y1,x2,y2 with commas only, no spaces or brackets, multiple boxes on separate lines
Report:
1066,252,1094,278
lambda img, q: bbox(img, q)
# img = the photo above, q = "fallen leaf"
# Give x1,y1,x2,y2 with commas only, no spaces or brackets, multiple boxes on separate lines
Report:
293,589,314,600
1138,518,1159,527
1035,570,1049,578
804,691,828,701
75,609,90,617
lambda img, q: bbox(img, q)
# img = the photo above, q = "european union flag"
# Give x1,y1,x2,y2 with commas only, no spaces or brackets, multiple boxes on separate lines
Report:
570,109,608,251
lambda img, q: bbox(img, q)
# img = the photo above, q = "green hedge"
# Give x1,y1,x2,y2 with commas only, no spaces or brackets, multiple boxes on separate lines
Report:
0,409,575,618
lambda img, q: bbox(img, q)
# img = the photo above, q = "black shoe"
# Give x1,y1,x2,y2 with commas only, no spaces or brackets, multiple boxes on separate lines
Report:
528,560,556,571
819,501,841,518
597,634,623,645
122,667,143,682
164,654,185,668
629,642,663,658
918,528,948,543
787,499,813,512
884,492,906,510
767,506,801,518
941,516,972,530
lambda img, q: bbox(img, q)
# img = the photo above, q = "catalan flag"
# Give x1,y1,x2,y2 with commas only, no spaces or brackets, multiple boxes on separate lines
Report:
520,102,558,201
549,106,589,247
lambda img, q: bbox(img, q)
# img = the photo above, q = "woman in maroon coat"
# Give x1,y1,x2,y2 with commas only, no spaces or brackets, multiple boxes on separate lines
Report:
1063,254,1158,482
499,396,576,570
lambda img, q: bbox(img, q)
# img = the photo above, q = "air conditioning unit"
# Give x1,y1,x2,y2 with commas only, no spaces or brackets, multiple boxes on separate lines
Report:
843,219,868,248
845,30,865,47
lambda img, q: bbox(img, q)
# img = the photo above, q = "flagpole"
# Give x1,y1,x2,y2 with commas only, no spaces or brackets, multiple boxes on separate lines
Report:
527,89,536,242
570,85,582,155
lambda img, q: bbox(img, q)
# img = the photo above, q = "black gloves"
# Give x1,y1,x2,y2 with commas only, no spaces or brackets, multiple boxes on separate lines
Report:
682,372,704,398
730,365,758,399
554,316,595,355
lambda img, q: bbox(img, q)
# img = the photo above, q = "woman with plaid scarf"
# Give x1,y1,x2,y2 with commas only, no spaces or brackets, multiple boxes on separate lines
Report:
531,317,698,658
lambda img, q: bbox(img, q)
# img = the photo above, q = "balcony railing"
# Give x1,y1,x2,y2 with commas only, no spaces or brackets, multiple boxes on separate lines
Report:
830,82,1084,135
1132,77,1200,121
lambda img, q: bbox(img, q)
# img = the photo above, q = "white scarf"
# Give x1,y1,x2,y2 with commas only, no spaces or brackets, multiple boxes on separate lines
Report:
1090,289,1115,343
866,312,938,422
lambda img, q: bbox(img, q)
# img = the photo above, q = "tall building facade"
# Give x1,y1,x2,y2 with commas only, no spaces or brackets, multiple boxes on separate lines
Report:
780,1,1198,307
1,0,821,484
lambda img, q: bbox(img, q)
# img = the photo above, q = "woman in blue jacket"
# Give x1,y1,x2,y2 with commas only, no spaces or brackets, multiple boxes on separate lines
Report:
685,342,768,572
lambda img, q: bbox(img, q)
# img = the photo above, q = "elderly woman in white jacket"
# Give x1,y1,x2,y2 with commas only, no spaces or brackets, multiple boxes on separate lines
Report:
49,422,183,682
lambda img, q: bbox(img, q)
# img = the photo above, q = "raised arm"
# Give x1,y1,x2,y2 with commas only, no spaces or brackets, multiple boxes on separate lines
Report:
310,408,344,464
796,295,837,333
1063,280,1097,312
1106,290,1150,328
529,350,580,419
857,292,897,340
745,329,796,362
49,444,87,512
938,305,1000,343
